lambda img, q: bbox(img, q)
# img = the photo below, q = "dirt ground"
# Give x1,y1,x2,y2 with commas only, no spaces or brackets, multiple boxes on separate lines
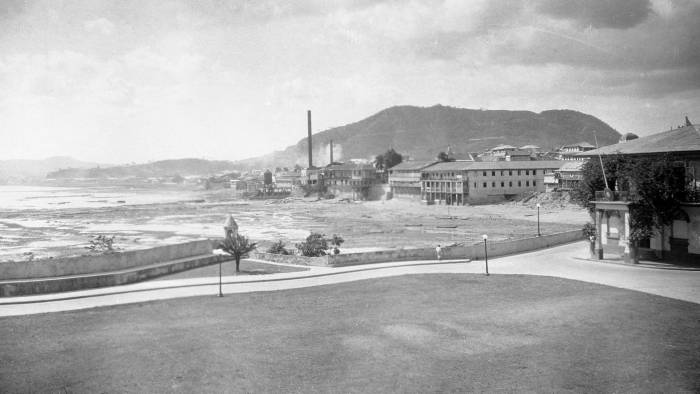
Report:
0,186,590,261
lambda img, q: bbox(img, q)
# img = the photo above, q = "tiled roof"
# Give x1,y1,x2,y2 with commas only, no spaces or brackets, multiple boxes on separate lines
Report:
389,160,439,171
491,144,517,150
459,160,565,170
423,161,477,171
579,125,700,156
424,160,565,172
558,161,585,172
563,142,595,149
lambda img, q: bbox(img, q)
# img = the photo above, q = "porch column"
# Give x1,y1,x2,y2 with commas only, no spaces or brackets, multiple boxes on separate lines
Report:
595,209,604,259
623,211,631,262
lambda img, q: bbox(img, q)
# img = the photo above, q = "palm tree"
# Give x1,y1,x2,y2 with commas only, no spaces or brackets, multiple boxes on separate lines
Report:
219,233,257,273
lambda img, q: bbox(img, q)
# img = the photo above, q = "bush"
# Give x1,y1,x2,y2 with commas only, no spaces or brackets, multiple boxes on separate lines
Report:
582,223,596,238
86,235,117,253
296,233,345,257
267,240,291,255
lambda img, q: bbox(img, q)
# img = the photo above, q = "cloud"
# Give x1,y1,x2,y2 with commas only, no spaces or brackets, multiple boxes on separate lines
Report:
536,0,652,29
84,17,115,35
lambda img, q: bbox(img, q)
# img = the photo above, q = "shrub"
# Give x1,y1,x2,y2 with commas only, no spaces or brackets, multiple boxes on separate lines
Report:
296,233,345,257
267,240,291,255
582,223,596,238
86,235,117,253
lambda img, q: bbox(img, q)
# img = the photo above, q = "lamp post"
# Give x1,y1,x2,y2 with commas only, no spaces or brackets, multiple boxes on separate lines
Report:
482,234,489,276
536,203,541,237
218,258,223,297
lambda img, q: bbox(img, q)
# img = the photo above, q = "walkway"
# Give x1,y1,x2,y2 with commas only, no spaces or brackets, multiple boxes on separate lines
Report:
1,241,699,317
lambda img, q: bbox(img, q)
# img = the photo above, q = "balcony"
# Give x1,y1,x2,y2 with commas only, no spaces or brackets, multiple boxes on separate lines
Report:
595,190,631,201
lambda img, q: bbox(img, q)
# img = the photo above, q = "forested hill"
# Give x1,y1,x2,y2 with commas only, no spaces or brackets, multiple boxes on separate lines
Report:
235,105,621,168
46,158,238,179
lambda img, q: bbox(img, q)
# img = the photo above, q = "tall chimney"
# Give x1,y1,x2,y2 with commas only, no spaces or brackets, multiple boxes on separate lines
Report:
307,110,313,168
330,140,334,164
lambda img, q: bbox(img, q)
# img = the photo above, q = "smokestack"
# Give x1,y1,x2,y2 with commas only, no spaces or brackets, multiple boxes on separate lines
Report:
307,110,313,168
330,140,334,164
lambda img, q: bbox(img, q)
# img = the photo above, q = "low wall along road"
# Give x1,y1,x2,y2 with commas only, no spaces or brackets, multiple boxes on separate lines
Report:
252,230,584,267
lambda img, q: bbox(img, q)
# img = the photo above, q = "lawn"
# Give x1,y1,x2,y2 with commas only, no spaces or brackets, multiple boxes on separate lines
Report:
1,274,699,393
150,259,308,281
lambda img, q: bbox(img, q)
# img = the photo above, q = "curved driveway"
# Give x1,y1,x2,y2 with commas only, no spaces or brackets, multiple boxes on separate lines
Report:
1,241,698,317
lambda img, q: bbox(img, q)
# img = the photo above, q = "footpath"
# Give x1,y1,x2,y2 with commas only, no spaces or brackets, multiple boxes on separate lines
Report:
1,241,698,317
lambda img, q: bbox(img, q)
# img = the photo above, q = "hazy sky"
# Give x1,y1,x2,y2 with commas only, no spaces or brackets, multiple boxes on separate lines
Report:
1,0,699,164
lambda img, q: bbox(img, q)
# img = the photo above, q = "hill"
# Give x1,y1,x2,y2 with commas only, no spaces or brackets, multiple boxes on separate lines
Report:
0,156,103,183
236,105,621,168
46,158,239,179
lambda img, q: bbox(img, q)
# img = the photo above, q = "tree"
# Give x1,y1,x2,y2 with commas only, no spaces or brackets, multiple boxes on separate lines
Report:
330,234,345,254
219,233,257,272
373,154,385,170
573,153,688,250
373,148,403,170
383,148,403,169
296,232,346,257
571,154,627,215
266,240,290,255
437,151,451,162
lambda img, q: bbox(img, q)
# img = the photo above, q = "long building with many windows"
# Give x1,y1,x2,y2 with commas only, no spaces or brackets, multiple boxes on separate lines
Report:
419,160,565,204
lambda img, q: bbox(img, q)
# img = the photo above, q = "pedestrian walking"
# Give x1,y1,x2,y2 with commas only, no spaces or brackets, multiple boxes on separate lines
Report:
436,244,442,260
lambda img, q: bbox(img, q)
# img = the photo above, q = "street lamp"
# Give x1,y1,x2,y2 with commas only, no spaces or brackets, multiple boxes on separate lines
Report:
218,258,223,297
482,234,489,276
536,203,541,237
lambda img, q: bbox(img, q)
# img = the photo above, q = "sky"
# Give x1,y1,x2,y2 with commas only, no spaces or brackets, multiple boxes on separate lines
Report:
0,0,698,164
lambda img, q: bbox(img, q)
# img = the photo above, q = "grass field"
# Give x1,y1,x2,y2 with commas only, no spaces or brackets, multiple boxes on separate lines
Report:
1,274,698,392
151,259,308,281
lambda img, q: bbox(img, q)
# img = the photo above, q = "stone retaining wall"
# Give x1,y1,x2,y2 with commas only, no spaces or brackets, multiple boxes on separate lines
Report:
251,230,584,267
0,239,213,280
249,252,328,266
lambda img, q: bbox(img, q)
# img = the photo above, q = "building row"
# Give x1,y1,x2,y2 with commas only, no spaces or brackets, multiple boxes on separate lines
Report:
389,159,573,204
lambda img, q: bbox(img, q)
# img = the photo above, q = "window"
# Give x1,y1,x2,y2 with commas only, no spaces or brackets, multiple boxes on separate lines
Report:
492,182,496,187
525,170,529,175
509,181,512,187
492,171,496,176
509,170,512,176
500,171,504,176
517,170,521,175
533,170,537,175
474,182,477,188
483,182,487,188
501,182,504,187
533,180,537,187
518,181,521,187
526,181,529,187
483,171,487,176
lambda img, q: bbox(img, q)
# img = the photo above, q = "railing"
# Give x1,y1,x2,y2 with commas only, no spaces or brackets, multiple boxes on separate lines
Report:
595,190,631,201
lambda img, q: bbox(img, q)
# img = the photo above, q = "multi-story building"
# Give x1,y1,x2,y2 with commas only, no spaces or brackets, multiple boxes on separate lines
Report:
274,171,302,192
421,161,565,204
388,160,439,200
580,122,700,262
420,161,472,205
323,162,378,200
543,161,586,192
558,142,595,160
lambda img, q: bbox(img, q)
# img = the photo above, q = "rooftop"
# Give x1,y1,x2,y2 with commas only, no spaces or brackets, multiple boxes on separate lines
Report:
389,160,439,171
562,142,595,149
580,125,700,157
491,144,517,151
424,160,565,172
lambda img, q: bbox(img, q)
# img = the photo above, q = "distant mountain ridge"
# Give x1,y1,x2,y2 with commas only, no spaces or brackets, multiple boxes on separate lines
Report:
236,105,621,168
0,156,103,182
46,158,238,179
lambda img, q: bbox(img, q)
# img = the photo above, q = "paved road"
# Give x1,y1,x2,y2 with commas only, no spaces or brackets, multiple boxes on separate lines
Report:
1,241,698,317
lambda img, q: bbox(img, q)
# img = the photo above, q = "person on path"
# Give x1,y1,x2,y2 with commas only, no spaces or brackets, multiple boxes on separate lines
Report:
436,244,442,260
